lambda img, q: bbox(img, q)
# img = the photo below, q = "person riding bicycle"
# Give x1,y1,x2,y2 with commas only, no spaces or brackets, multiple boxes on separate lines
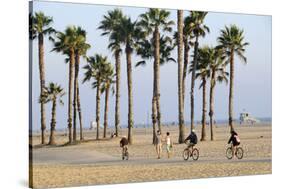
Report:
120,136,129,156
184,129,198,150
228,130,240,154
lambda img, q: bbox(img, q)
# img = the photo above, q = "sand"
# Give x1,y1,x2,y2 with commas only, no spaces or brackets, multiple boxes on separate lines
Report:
30,124,272,188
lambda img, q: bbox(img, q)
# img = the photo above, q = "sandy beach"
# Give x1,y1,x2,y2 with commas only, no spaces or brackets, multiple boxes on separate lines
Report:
30,124,271,188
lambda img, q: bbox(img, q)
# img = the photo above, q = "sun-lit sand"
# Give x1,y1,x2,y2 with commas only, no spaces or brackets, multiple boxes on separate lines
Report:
30,123,271,188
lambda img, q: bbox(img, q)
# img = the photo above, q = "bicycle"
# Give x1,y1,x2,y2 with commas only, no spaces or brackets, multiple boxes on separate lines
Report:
122,146,129,160
226,144,244,159
183,144,199,161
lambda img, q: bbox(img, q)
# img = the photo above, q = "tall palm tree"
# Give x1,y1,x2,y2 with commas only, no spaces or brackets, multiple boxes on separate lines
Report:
30,12,55,144
98,9,124,137
177,10,185,143
73,27,90,141
52,26,80,143
116,16,144,144
136,35,175,143
208,47,228,140
182,15,195,109
217,25,249,131
189,11,209,131
40,83,65,145
101,65,115,138
83,54,111,140
190,47,211,141
138,8,174,136
76,83,84,140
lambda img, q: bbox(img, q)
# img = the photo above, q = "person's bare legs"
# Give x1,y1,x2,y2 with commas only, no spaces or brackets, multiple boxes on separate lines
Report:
156,145,160,159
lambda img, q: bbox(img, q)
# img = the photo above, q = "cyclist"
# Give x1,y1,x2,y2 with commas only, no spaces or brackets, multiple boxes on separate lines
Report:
184,129,198,150
228,130,240,154
120,136,129,157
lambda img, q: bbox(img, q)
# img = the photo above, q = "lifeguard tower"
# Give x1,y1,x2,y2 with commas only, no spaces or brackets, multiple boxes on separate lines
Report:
239,111,260,125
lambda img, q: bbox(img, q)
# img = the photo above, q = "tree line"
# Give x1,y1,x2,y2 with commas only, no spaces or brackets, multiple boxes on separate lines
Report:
29,8,248,145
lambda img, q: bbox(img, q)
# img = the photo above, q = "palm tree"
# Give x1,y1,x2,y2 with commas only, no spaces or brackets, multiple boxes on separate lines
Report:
73,27,90,141
116,16,144,144
52,26,80,143
101,65,115,138
30,12,55,144
136,35,175,143
138,8,174,136
217,25,249,131
40,83,65,145
182,15,195,109
177,10,185,143
208,47,228,140
189,11,209,131
190,47,211,141
98,9,124,137
83,54,111,140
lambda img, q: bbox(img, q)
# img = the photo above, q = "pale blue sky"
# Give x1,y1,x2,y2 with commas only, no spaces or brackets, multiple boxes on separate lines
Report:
31,1,272,131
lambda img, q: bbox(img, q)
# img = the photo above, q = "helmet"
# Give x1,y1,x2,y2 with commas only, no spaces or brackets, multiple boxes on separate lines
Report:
192,129,195,133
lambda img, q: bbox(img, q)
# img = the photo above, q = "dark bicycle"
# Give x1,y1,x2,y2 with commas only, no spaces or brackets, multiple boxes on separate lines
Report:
122,146,129,160
226,144,244,159
183,145,199,161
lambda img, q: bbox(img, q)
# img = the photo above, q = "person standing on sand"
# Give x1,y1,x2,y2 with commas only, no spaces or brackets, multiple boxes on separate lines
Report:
155,130,162,159
165,132,173,158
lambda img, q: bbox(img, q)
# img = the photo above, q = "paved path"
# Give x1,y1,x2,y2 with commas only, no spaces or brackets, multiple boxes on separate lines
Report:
33,147,271,166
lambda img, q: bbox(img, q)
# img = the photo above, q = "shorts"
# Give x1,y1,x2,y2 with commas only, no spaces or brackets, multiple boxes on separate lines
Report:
166,144,172,152
122,145,128,153
187,142,195,148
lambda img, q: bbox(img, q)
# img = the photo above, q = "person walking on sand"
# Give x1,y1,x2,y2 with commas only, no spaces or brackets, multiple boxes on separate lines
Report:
120,136,129,158
165,132,173,158
155,130,162,159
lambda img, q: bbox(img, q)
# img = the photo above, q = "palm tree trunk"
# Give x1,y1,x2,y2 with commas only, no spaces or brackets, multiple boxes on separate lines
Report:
104,84,110,138
182,37,189,110
38,33,46,144
77,82,84,140
67,49,75,143
177,10,185,143
201,77,207,141
152,96,157,144
96,78,101,140
209,69,216,140
190,36,199,131
229,50,235,132
49,98,57,145
73,52,79,142
154,27,161,133
126,44,134,144
115,51,121,137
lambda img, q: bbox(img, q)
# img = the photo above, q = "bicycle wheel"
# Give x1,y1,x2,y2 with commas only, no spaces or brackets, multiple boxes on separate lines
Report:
183,149,190,161
226,147,233,159
192,148,199,161
236,147,244,159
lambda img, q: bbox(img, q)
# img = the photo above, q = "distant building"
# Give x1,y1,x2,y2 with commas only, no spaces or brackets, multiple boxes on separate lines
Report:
239,112,260,125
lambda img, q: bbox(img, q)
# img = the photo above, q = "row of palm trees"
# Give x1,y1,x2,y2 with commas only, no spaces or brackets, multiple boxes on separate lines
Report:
30,8,248,145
